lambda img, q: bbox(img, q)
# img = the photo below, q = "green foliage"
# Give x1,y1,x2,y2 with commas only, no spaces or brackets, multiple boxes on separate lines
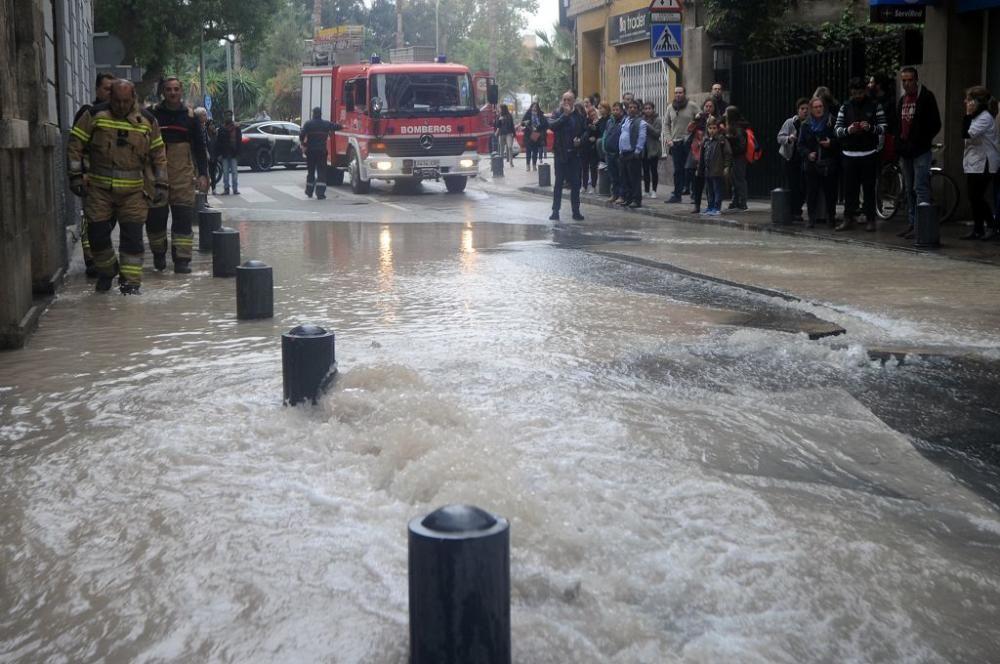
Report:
95,0,281,89
185,69,263,118
522,24,573,110
748,6,911,74
266,66,305,121
703,0,791,48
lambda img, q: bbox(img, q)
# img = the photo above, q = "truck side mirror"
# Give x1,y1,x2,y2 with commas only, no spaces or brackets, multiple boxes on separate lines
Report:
370,97,383,116
487,84,498,106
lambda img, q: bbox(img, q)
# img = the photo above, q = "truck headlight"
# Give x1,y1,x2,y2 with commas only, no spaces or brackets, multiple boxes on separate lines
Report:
459,159,475,168
375,161,393,171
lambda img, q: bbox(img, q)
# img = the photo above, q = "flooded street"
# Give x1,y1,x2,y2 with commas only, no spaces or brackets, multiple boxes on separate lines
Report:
2,173,1000,663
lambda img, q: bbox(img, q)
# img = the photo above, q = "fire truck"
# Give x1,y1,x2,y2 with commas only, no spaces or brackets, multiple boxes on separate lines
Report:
301,57,495,194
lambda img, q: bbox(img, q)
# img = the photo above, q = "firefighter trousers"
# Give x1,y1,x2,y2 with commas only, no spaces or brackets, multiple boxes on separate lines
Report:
146,204,194,263
84,186,147,285
306,152,327,198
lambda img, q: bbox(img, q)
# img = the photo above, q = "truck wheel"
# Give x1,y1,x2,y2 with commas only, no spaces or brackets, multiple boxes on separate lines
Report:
444,175,467,193
349,150,370,194
255,147,273,172
327,167,344,186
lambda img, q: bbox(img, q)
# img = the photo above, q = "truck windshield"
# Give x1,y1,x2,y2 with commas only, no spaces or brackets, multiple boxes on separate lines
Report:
371,73,476,117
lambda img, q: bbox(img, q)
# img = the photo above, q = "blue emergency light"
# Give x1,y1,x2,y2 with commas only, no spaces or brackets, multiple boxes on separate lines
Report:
370,54,382,64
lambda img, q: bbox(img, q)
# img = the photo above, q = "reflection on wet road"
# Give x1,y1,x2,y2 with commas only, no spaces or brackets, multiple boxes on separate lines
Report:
2,170,999,663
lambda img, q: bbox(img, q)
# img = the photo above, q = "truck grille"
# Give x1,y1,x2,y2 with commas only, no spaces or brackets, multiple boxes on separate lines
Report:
382,137,468,158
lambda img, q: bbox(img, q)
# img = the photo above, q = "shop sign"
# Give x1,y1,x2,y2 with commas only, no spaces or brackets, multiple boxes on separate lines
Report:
609,9,650,47
869,0,928,23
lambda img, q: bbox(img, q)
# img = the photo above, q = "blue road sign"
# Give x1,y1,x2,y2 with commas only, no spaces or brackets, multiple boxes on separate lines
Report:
651,23,682,58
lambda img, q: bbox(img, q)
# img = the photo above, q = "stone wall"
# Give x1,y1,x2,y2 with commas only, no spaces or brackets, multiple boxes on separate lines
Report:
0,0,92,350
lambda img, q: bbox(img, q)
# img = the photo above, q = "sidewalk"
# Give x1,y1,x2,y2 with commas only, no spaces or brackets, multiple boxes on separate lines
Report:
477,159,1000,266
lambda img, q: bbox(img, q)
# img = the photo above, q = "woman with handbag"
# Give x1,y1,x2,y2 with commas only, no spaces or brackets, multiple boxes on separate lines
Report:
494,104,517,167
521,101,548,171
798,97,840,228
686,99,713,214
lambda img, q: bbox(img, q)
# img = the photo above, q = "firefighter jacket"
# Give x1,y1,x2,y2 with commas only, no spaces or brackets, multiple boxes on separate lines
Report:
67,101,167,193
150,103,209,177
299,118,342,155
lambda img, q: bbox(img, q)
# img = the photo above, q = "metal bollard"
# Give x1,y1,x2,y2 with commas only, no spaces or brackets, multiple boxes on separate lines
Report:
914,202,941,248
198,210,222,253
597,167,610,196
236,260,273,320
537,162,551,187
281,324,336,406
770,188,792,226
491,154,504,178
195,191,208,212
409,504,510,664
212,227,241,277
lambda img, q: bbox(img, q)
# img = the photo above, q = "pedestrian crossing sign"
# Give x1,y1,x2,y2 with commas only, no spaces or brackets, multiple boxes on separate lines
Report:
651,23,682,58
648,0,683,10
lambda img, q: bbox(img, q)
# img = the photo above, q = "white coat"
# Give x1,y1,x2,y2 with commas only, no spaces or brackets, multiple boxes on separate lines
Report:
963,109,1000,174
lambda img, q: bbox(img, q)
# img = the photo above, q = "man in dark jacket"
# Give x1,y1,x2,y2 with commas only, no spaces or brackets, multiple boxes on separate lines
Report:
299,107,342,199
214,110,242,195
895,67,941,238
835,77,887,231
547,91,587,221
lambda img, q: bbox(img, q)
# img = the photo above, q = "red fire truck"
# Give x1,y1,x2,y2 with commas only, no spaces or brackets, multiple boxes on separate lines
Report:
301,58,495,193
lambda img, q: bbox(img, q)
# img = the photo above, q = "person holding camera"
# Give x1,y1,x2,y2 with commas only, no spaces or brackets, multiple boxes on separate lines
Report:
961,86,1000,240
548,91,588,221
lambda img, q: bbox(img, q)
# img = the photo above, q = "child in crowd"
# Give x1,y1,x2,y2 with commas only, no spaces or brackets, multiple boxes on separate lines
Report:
700,117,732,216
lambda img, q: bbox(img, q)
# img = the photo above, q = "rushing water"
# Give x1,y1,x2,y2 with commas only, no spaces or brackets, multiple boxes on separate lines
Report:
2,220,999,663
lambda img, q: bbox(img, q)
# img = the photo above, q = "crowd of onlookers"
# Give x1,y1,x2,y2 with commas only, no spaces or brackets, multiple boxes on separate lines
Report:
511,70,999,236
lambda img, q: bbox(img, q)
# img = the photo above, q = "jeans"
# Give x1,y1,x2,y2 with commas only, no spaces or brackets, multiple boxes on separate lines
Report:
901,150,932,227
642,156,659,193
706,176,724,210
552,152,582,215
622,154,642,205
689,169,704,208
221,157,238,192
730,155,747,207
500,133,515,163
606,153,622,198
670,140,688,197
842,153,878,221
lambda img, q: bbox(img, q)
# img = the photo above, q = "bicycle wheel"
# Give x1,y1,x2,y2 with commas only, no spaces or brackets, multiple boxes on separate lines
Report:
931,170,960,224
875,161,904,221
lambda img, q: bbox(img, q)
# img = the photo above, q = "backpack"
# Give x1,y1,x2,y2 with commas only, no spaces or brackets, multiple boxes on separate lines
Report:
745,127,763,163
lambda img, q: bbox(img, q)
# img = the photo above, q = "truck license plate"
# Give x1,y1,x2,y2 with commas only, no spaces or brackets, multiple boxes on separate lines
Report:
413,159,439,168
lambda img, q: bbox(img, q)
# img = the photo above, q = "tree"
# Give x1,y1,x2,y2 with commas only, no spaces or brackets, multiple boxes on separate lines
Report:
702,0,790,54
95,0,281,94
522,24,573,110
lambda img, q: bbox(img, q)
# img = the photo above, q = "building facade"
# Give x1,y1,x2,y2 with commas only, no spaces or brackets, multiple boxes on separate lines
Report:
566,0,678,112
1,0,94,349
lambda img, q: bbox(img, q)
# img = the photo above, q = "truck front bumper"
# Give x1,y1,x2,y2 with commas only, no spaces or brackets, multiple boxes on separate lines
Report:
365,154,480,179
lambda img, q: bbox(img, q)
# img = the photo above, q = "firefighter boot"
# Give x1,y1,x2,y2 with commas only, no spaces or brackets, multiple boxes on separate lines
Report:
170,205,194,273
118,220,145,295
88,219,117,292
305,173,315,198
81,213,98,278
146,205,170,262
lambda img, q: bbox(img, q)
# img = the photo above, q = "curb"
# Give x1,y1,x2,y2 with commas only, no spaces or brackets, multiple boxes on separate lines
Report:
506,183,999,266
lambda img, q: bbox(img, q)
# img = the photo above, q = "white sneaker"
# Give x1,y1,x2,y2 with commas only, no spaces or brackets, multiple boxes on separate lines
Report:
648,191,657,199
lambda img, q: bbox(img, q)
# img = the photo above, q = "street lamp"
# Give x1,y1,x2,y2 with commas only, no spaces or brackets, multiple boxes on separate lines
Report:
219,34,236,120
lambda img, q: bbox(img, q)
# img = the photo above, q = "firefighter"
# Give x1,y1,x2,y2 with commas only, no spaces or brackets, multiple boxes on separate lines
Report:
299,107,342,199
72,72,115,278
67,79,168,294
145,77,209,273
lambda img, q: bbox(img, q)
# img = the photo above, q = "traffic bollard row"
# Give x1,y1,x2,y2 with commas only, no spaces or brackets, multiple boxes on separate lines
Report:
198,210,222,253
409,504,511,664
281,324,336,406
236,260,273,319
212,227,240,277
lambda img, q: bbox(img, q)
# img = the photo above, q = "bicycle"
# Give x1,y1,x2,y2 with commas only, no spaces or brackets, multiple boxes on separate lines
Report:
875,143,960,224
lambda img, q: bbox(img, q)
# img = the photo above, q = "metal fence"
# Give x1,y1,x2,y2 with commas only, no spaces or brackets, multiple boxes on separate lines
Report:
733,40,864,198
620,58,672,119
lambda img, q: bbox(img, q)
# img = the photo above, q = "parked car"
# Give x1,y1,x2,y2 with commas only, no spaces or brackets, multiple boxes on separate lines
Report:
238,121,307,171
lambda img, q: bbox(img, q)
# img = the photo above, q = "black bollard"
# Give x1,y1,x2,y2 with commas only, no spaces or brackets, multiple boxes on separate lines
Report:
914,202,941,248
281,324,336,406
770,188,792,226
491,154,504,178
195,191,208,212
198,210,222,253
597,167,610,196
236,260,273,319
409,504,510,664
537,162,551,187
212,227,241,277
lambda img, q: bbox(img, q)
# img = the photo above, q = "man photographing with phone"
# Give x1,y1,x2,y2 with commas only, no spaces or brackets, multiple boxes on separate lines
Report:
547,91,587,222
835,76,887,232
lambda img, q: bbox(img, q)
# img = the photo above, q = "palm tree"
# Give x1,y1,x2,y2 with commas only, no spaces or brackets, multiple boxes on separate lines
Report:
525,23,574,110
